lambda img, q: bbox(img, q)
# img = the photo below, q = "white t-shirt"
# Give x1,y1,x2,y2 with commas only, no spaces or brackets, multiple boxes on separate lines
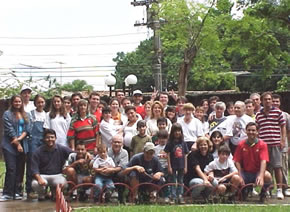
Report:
43,112,71,147
92,156,115,168
100,119,122,148
204,158,237,179
228,114,254,145
154,144,168,168
24,101,36,113
31,109,46,122
177,117,204,142
123,115,142,148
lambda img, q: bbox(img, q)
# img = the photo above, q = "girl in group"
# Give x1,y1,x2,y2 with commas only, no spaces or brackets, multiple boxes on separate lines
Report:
165,123,189,204
146,101,172,136
144,101,152,121
44,95,71,147
187,137,214,201
165,106,177,124
63,96,72,115
201,99,209,121
26,94,46,199
1,95,30,201
109,98,124,126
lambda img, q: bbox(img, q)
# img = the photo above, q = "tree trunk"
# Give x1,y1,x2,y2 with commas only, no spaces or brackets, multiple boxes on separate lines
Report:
178,47,197,96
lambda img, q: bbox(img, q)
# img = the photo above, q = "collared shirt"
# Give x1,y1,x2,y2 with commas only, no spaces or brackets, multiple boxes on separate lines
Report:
31,144,72,175
108,147,129,169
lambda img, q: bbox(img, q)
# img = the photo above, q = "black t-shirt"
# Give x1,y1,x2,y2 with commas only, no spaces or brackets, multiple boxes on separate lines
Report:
127,152,163,175
164,141,189,170
185,150,213,185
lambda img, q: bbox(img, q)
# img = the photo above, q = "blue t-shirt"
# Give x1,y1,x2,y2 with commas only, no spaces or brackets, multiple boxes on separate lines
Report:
164,140,189,170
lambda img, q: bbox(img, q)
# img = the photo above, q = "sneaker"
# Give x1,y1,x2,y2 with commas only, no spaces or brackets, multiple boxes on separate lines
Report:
14,193,22,200
178,196,185,204
164,197,170,203
259,192,266,203
284,188,290,197
0,195,13,202
27,192,38,200
251,188,259,196
277,188,284,200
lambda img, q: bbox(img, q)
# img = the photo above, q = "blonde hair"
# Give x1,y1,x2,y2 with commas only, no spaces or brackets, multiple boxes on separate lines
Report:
150,101,165,119
183,103,195,111
196,136,212,151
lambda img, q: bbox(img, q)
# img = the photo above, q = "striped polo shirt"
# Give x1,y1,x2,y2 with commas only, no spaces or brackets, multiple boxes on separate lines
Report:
255,107,285,146
67,114,98,150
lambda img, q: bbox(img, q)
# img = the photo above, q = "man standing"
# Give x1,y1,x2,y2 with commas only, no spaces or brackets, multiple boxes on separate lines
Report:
250,93,262,114
272,94,290,196
132,90,145,118
20,85,35,112
89,92,102,123
255,92,286,199
234,122,272,202
31,129,72,200
244,99,255,120
228,101,253,154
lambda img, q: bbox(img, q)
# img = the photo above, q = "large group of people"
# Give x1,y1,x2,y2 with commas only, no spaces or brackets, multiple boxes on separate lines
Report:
0,86,289,205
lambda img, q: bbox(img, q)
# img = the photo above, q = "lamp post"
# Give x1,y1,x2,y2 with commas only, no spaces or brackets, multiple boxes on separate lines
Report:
105,74,138,97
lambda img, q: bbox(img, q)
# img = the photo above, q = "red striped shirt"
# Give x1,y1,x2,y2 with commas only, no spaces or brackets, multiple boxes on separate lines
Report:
255,107,285,146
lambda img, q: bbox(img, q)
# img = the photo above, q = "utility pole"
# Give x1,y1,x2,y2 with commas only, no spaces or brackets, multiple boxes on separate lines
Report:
131,0,162,91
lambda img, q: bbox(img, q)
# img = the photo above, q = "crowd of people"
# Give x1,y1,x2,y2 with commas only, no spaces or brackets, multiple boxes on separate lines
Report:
0,85,289,204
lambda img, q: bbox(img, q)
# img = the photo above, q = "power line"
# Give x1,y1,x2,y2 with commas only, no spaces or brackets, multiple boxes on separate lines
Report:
0,32,148,40
4,53,116,57
0,42,140,47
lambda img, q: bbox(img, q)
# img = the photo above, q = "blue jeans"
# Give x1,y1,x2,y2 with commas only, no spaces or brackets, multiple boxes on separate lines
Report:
189,178,214,198
169,169,184,199
2,149,25,197
94,175,115,197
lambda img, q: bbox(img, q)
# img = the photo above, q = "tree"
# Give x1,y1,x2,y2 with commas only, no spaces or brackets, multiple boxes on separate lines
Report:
61,80,93,93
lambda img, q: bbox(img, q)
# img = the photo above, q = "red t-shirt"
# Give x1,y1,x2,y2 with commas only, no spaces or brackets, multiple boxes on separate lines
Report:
136,105,146,119
233,139,269,173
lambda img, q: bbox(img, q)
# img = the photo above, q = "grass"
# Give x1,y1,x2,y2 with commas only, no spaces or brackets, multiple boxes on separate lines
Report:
74,205,290,212
0,161,5,188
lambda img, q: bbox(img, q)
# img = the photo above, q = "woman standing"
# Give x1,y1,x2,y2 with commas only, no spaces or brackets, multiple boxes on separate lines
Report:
67,99,98,152
0,95,30,201
44,95,71,147
109,98,124,126
146,101,172,136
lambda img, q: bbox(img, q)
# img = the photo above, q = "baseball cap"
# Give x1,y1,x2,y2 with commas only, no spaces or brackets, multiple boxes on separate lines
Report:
133,90,142,96
20,85,32,94
143,142,155,152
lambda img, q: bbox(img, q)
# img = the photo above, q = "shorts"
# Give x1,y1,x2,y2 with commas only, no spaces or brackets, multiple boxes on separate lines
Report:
241,172,258,185
268,145,282,168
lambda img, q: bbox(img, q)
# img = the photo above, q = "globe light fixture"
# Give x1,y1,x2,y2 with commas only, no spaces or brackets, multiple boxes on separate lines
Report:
105,76,116,86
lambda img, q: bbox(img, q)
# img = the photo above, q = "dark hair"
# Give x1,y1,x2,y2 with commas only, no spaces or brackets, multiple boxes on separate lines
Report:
210,131,224,142
76,140,85,147
272,93,281,100
157,129,168,139
9,95,29,123
165,106,177,123
209,96,220,103
125,105,136,114
109,97,120,106
246,122,259,130
176,96,188,104
244,99,254,105
121,97,132,105
49,95,67,119
33,94,46,107
169,123,184,143
99,100,108,108
218,144,231,155
137,120,146,129
261,91,272,101
157,117,167,125
63,96,71,103
89,91,100,99
44,128,56,138
102,107,111,114
71,92,83,101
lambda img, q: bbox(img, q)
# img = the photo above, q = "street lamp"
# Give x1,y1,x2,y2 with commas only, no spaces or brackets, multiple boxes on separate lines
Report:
105,74,138,97
105,76,116,97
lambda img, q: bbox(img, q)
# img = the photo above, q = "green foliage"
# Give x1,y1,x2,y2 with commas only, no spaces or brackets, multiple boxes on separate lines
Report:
113,39,155,91
276,75,290,92
61,80,93,93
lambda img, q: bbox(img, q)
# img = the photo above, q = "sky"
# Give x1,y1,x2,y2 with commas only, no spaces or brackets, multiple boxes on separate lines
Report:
0,0,151,90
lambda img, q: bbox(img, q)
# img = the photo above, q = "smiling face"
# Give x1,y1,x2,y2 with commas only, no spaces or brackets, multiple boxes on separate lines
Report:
20,90,31,104
262,94,272,109
110,100,119,111
53,97,62,110
12,96,23,110
89,95,100,108
211,134,223,147
76,144,86,158
112,137,123,153
35,97,45,112
234,103,245,117
78,102,88,115
215,106,224,118
72,95,81,108
246,124,258,141
44,133,56,149
126,108,137,121
152,103,162,118
159,94,168,107
198,140,209,156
